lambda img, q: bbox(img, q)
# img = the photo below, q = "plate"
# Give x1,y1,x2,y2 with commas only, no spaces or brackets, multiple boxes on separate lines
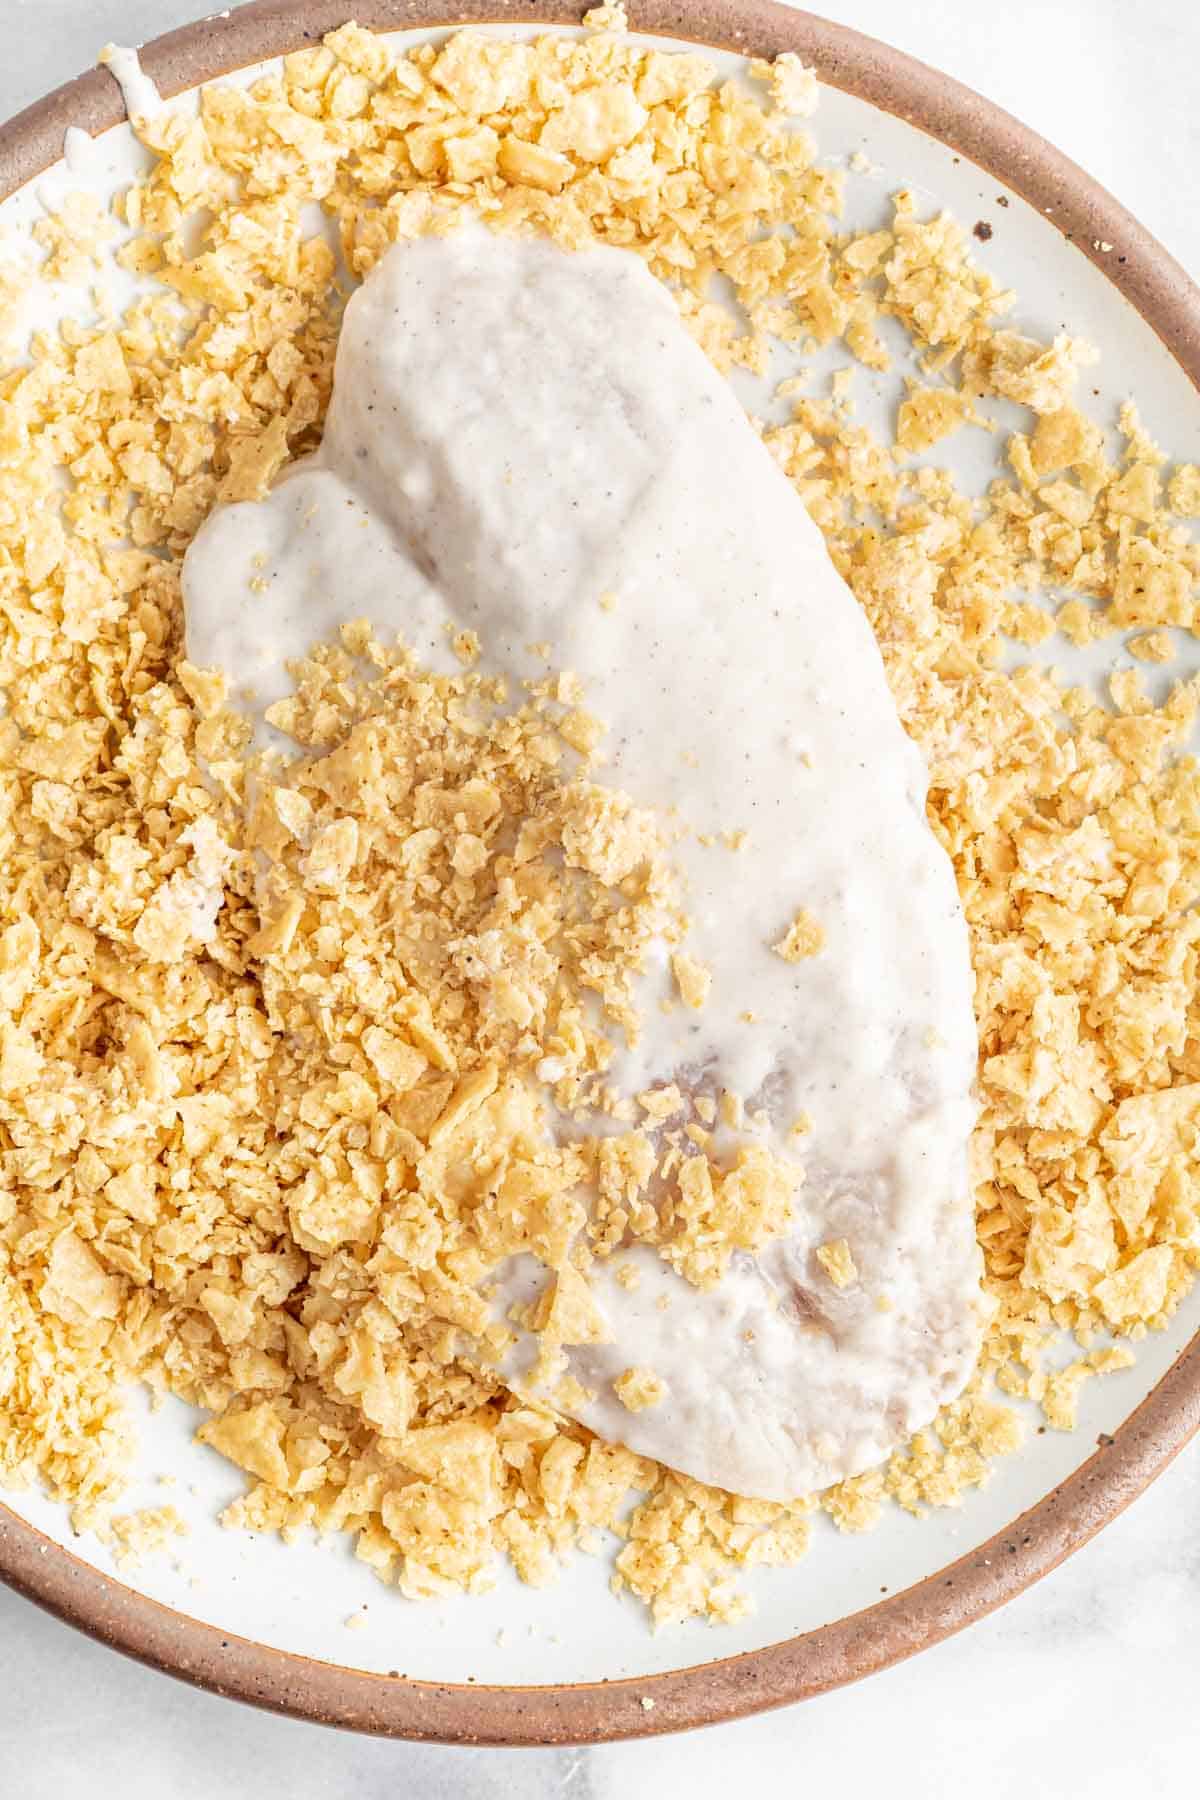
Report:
0,0,1198,1744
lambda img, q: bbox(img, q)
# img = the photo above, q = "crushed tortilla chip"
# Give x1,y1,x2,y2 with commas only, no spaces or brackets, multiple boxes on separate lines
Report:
773,909,826,961
815,1240,859,1289
614,1367,667,1412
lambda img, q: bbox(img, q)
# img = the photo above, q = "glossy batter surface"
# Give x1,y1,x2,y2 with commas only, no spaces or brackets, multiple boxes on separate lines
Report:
183,233,984,1498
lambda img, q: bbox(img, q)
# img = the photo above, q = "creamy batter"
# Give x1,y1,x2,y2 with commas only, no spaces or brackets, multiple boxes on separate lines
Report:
183,232,984,1500
98,44,163,121
62,126,98,176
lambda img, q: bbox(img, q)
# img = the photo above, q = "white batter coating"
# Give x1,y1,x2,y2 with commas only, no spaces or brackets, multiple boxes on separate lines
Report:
97,44,164,121
183,232,984,1499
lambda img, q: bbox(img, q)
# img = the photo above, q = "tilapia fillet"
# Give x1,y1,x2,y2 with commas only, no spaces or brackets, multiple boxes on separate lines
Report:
184,232,984,1500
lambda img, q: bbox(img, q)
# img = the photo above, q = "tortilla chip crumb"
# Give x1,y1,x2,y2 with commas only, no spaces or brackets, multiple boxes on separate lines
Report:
1167,464,1200,515
1042,1347,1135,1429
583,3,628,31
615,1367,667,1412
615,1473,811,1625
895,383,977,454
815,1240,858,1289
1126,630,1174,663
33,190,115,282
750,52,820,118
671,952,712,1010
106,1506,189,1572
0,251,32,351
773,909,826,961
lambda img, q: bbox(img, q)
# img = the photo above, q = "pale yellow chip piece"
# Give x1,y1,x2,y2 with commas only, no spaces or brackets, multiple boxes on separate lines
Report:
815,1239,858,1290
772,909,826,961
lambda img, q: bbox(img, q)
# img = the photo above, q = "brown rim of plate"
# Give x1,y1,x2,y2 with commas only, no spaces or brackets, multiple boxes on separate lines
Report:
0,0,1198,1748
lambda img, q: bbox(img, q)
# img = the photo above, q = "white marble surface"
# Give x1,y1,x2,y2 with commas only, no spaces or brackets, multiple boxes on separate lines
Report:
1,2,1197,1793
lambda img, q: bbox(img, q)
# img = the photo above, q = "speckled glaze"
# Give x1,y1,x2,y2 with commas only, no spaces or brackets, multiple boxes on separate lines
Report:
0,0,1198,1747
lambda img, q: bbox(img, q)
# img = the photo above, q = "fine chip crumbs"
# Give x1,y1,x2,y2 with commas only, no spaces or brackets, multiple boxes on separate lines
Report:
106,1507,189,1573
0,11,1198,1634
